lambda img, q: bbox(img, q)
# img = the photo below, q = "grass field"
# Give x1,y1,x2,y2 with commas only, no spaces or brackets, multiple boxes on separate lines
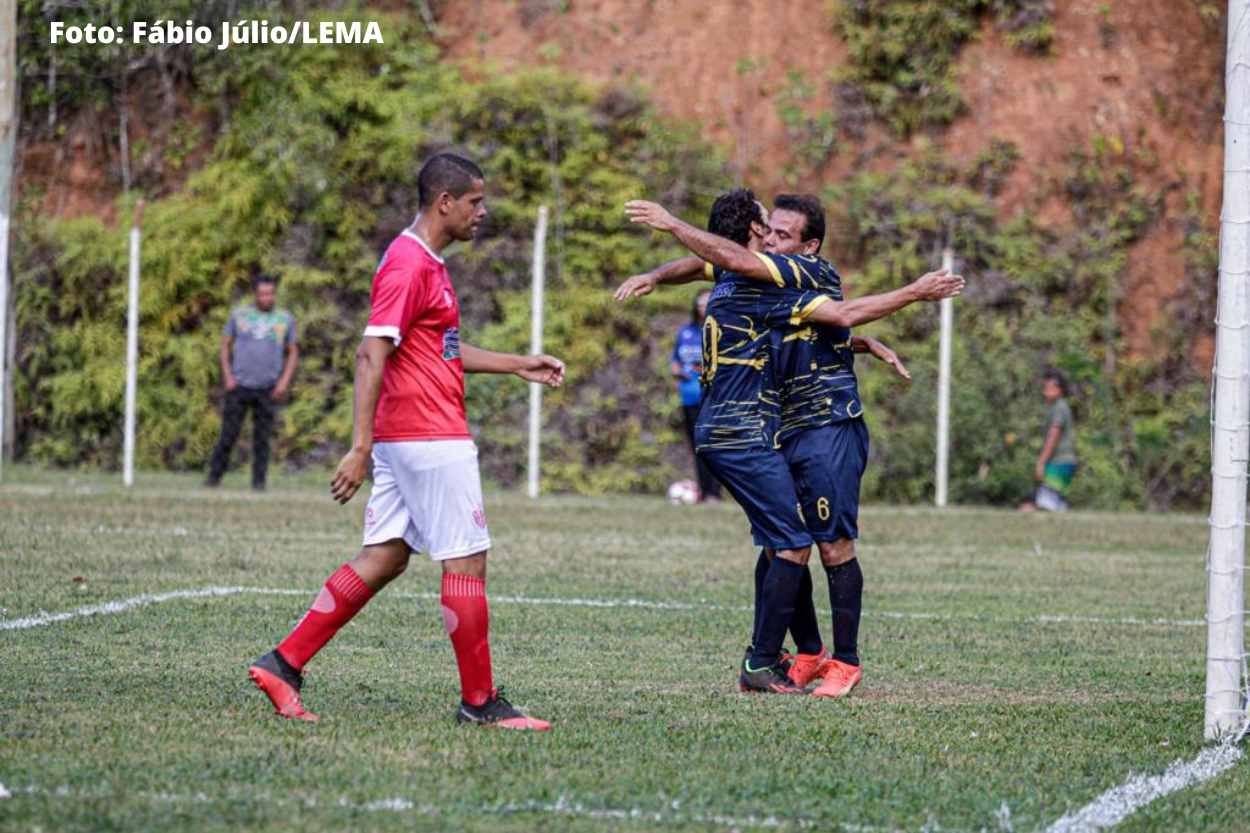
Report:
1,467,1246,832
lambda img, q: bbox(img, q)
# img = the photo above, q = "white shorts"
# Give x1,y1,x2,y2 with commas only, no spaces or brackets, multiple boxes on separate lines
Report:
362,440,492,560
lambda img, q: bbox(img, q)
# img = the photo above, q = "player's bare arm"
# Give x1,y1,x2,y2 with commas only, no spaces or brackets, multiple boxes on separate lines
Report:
461,343,566,388
273,341,300,401
613,256,706,301
220,334,237,391
625,200,775,282
1036,423,1062,481
852,335,911,381
330,335,394,505
804,269,964,329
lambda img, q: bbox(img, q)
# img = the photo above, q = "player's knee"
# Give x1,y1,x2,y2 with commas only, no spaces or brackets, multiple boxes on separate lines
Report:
819,539,855,566
442,550,488,579
776,546,811,566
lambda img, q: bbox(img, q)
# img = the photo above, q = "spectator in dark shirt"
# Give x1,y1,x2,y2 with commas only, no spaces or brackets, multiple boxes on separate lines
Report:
205,274,299,490
671,289,721,502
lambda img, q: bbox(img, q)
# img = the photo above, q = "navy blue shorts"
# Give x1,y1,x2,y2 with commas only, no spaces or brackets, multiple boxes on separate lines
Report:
698,446,812,551
780,418,869,542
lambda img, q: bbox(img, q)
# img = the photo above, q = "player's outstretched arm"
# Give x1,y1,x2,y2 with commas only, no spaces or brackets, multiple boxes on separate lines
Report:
852,335,911,381
613,256,706,301
330,335,395,505
806,269,964,329
461,343,566,388
624,200,774,283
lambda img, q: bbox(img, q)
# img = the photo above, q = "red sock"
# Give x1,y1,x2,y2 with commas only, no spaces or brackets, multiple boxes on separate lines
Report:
277,563,375,671
441,573,494,707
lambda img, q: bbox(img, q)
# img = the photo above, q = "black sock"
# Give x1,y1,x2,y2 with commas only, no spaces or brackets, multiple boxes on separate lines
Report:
825,558,863,666
789,566,823,655
749,557,805,669
750,550,769,651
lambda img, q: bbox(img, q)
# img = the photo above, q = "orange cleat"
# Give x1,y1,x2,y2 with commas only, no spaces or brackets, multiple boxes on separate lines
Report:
811,658,862,699
249,650,319,722
787,648,832,687
456,689,551,731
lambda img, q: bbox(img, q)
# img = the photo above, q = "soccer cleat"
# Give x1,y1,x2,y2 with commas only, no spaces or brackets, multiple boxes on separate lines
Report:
455,688,551,731
248,649,319,722
787,648,832,688
739,660,807,695
811,658,863,699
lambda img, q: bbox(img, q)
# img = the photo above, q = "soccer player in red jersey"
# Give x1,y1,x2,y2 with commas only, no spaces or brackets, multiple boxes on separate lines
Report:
249,153,564,730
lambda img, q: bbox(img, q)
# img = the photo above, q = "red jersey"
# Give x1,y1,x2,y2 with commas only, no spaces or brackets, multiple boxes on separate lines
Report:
363,230,471,441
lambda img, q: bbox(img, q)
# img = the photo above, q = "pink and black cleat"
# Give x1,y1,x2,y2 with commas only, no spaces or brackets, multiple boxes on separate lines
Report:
249,650,319,722
455,688,551,731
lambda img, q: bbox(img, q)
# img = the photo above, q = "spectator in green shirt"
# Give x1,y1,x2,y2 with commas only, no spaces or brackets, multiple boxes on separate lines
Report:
1021,369,1077,512
205,274,298,491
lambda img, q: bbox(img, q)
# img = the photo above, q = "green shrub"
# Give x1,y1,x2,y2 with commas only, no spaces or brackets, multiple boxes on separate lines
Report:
13,11,724,493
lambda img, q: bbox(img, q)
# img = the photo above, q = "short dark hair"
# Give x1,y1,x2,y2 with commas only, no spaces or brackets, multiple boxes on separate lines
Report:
417,153,484,208
1043,368,1069,396
707,188,762,246
251,273,278,289
773,193,825,249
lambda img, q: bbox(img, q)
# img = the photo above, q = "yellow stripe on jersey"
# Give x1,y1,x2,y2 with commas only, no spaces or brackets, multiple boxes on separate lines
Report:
790,294,831,325
752,251,786,287
784,258,803,287
716,355,767,370
704,261,716,280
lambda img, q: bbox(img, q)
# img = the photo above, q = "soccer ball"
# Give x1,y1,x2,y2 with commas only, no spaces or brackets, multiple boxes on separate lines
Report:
667,479,699,505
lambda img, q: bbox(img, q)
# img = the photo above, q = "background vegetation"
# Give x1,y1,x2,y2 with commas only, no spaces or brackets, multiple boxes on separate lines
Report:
10,1,1217,509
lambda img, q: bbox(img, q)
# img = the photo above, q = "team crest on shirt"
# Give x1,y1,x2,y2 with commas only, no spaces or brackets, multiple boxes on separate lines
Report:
472,506,487,529
442,327,461,360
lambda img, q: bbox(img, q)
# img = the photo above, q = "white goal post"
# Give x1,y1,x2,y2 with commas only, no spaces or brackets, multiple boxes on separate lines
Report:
527,205,548,500
1204,0,1250,743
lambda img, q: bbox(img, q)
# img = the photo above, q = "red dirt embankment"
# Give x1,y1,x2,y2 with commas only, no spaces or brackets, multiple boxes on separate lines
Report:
18,1,1227,361
437,0,1228,360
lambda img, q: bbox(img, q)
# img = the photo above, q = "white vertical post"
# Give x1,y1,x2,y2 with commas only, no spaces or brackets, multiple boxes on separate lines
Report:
935,247,954,508
527,205,548,500
123,201,144,488
0,0,16,481
0,212,7,482
1205,0,1250,742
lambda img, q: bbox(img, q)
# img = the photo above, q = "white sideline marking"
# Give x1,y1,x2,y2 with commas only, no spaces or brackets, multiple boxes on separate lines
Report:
0,585,1213,631
0,587,302,631
0,782,10,800
2,783,884,831
1042,744,1244,833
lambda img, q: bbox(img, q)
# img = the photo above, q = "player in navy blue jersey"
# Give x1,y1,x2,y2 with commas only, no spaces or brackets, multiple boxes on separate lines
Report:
623,193,963,695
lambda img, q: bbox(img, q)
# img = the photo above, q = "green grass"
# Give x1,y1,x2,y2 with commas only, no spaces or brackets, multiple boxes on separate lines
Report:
0,467,1246,832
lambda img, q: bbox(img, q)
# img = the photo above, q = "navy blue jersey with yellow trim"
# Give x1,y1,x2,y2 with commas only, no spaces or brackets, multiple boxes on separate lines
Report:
694,254,831,452
772,258,863,444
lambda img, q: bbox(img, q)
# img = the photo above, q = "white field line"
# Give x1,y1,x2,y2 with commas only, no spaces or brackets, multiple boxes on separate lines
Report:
0,585,1215,632
8,523,1205,560
0,783,894,831
1041,743,1244,833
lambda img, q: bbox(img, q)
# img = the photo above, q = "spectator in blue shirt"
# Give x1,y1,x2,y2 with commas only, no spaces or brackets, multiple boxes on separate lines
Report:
672,289,721,502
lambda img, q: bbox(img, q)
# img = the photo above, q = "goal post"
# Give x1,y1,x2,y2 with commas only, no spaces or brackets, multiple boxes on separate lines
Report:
527,205,548,500
935,247,954,508
1204,0,1250,743
122,201,144,488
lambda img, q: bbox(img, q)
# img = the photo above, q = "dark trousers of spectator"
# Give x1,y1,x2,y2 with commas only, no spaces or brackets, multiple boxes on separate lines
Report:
207,386,275,488
682,404,722,501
